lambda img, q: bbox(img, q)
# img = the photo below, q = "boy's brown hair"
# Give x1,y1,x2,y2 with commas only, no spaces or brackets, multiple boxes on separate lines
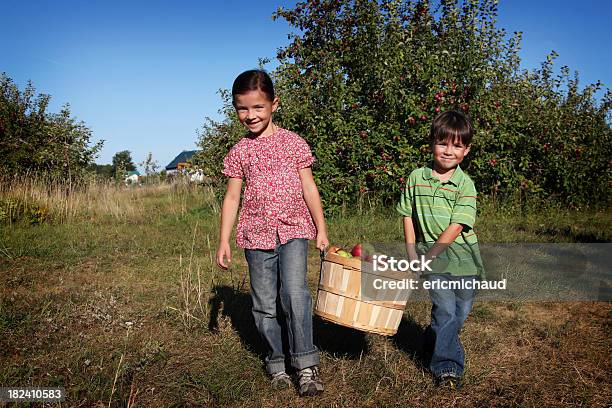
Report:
430,110,474,146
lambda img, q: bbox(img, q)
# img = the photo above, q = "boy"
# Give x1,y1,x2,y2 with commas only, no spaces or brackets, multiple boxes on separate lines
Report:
396,110,484,390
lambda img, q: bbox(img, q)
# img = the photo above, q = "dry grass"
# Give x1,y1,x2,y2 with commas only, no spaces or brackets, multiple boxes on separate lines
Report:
0,174,220,224
0,181,610,407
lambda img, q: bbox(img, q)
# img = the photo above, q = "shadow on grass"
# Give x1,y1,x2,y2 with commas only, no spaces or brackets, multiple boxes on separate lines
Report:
208,285,267,359
208,285,369,366
534,226,609,243
391,314,433,371
313,315,368,359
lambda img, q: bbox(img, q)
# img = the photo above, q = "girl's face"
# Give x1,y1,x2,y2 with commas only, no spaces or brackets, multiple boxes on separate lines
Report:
233,89,279,137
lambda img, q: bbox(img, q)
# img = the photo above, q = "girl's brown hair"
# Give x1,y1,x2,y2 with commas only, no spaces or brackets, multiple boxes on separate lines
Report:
231,69,275,104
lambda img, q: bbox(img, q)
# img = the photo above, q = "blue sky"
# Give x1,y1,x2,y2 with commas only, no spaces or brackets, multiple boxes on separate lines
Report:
2,1,610,170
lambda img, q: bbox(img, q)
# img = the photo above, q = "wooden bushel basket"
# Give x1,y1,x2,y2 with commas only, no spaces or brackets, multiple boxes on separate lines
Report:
314,251,411,336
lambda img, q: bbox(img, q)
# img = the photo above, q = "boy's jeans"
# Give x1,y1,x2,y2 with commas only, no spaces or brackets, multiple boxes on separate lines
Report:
245,238,320,374
427,274,477,378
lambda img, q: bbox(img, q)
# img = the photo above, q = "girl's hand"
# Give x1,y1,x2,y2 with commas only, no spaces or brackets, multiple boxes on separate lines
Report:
316,232,329,252
216,242,232,269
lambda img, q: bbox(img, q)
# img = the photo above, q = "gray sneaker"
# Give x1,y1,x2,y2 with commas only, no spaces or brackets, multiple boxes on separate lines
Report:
270,371,292,389
298,366,324,397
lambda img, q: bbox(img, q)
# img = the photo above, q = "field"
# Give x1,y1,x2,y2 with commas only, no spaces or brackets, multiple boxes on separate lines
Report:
1,182,610,407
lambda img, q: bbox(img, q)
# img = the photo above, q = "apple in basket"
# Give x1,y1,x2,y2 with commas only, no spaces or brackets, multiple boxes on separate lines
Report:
351,243,376,261
328,245,341,254
336,250,353,258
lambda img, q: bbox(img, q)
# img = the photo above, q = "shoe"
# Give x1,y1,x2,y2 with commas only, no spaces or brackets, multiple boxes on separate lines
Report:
436,373,462,390
298,366,324,397
271,371,292,389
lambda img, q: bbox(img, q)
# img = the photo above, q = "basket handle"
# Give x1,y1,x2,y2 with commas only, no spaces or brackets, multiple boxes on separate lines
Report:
314,248,328,308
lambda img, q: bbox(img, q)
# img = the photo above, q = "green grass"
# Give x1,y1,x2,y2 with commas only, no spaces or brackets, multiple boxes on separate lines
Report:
1,184,610,407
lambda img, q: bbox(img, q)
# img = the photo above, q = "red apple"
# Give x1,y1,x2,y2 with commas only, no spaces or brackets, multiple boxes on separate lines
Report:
351,243,362,258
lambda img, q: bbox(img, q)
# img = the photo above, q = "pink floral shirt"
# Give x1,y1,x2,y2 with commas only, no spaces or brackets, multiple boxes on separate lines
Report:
223,128,317,249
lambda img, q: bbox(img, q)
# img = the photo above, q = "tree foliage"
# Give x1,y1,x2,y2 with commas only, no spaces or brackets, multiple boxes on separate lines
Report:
139,152,159,177
112,150,136,176
0,73,103,182
87,163,114,179
196,0,611,210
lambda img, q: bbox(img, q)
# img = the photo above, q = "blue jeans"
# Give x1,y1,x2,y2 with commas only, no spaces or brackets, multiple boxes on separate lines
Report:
427,274,477,378
245,238,320,374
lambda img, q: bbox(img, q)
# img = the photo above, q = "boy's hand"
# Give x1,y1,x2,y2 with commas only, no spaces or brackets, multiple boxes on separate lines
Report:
216,242,232,269
316,232,329,252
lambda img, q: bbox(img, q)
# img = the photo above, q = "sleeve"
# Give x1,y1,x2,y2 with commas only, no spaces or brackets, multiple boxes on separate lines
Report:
396,172,416,217
222,145,244,179
294,136,315,169
450,178,477,230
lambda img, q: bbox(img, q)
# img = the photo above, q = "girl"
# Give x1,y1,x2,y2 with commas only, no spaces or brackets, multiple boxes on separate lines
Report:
215,69,328,397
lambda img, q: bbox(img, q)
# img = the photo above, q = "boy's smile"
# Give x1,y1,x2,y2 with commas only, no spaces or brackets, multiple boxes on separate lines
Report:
432,138,470,176
234,90,279,137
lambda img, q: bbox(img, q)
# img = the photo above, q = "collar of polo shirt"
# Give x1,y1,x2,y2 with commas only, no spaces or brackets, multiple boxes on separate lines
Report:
422,163,465,186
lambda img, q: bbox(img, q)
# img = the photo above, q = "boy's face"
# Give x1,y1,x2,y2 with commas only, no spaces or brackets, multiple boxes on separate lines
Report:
432,136,471,172
233,89,279,137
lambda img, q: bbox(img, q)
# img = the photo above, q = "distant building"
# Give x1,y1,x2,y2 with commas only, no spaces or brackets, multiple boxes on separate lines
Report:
124,170,141,185
165,150,198,175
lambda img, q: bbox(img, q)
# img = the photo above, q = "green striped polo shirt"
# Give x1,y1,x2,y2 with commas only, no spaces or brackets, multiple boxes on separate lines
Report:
396,164,485,278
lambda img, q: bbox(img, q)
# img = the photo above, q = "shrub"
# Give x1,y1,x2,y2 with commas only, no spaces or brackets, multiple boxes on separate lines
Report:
194,0,611,212
0,73,103,182
0,197,48,225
